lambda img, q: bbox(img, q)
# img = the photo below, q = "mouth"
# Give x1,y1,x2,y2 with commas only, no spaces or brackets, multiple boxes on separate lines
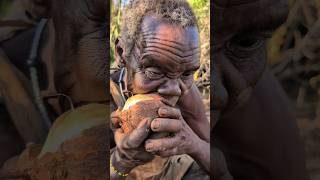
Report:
159,95,179,107
133,92,179,107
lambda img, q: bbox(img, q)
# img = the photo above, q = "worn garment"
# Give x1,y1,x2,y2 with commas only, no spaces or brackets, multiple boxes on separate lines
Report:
128,155,209,180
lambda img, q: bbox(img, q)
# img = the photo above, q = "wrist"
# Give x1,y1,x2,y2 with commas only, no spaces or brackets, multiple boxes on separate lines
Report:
189,138,210,173
189,136,202,157
111,149,135,175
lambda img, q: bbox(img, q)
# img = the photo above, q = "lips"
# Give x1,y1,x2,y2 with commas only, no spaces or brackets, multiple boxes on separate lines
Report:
159,95,179,107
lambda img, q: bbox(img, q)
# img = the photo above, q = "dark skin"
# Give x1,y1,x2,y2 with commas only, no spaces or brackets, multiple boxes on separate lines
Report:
111,14,210,179
212,0,309,179
0,0,108,111
49,0,108,108
0,0,108,164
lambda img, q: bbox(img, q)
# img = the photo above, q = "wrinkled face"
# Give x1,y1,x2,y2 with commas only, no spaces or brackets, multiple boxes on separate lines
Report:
50,0,108,106
212,0,288,123
123,15,200,105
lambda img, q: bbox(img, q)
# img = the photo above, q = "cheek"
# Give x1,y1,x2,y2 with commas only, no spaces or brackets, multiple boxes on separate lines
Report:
235,48,267,87
131,72,164,94
77,32,106,83
222,47,267,92
219,48,267,111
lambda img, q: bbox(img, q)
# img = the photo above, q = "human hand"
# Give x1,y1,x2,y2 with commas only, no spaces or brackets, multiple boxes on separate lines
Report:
144,106,201,157
111,110,154,174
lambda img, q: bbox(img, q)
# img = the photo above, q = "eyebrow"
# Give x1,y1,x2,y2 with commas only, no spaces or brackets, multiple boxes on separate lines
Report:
141,54,200,72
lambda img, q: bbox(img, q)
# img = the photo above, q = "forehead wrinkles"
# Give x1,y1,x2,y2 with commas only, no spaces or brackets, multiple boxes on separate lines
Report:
140,29,199,62
142,33,199,58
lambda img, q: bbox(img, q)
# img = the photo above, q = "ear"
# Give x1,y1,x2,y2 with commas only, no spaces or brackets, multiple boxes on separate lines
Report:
115,37,126,67
22,0,51,20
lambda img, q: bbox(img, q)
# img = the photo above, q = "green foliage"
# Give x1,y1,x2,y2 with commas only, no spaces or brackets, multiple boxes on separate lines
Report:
188,0,209,11
188,0,210,91
0,0,11,18
110,0,122,64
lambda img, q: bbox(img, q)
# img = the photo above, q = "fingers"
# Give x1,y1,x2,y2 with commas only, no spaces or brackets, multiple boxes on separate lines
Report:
124,118,152,148
151,118,182,132
114,128,125,147
145,137,180,157
145,136,178,153
111,109,122,128
156,147,179,157
158,106,182,119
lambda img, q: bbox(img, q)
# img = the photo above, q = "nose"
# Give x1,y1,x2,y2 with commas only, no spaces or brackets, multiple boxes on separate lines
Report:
212,63,228,127
212,61,228,111
157,78,181,106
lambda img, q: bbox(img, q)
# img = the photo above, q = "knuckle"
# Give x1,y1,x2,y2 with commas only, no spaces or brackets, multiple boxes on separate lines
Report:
173,147,179,155
168,138,175,145
171,107,180,117
175,121,183,130
176,109,182,117
136,125,146,134
162,119,170,129
127,138,139,148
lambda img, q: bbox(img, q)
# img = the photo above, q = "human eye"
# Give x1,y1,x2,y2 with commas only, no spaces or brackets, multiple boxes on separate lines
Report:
225,35,266,59
181,70,196,80
144,67,164,80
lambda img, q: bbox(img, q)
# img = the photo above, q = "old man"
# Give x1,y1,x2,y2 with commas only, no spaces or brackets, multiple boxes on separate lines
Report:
110,0,210,179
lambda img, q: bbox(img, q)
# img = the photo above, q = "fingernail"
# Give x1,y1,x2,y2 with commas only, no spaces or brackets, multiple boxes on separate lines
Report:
145,143,153,151
152,120,160,129
159,108,167,115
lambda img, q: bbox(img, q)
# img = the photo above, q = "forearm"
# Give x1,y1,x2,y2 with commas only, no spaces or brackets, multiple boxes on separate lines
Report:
190,139,210,174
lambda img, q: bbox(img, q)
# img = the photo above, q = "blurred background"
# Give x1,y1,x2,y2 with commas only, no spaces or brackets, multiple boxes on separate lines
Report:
267,0,320,179
0,0,11,17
